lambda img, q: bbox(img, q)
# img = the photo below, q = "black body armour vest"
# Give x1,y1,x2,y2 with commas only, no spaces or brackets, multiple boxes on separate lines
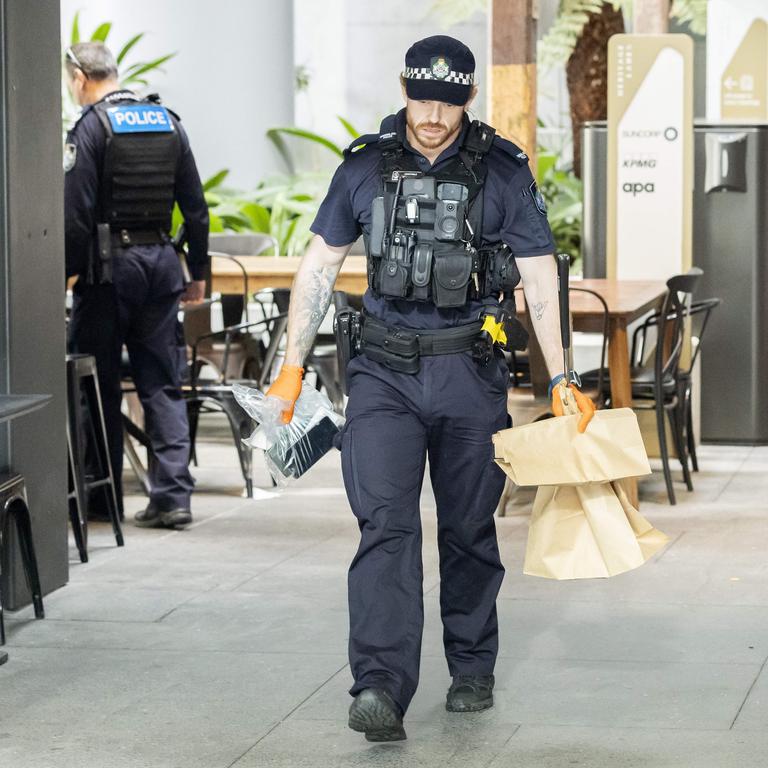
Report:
359,118,521,309
93,93,181,235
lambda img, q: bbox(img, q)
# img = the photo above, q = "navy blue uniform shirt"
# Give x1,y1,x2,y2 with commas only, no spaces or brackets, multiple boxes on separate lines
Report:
64,90,209,281
310,109,556,329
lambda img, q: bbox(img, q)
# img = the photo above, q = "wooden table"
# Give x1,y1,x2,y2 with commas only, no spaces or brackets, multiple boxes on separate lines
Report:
569,279,667,408
211,255,369,296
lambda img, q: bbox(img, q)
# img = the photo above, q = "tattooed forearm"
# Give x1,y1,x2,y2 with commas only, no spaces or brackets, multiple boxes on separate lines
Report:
532,301,548,320
285,263,339,366
294,266,335,357
281,235,351,367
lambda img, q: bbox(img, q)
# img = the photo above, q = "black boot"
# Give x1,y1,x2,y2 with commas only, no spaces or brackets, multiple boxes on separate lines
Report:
446,674,495,713
134,502,192,530
348,688,406,742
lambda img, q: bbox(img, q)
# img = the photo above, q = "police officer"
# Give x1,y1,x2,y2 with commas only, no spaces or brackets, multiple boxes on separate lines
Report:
64,42,209,529
266,36,595,740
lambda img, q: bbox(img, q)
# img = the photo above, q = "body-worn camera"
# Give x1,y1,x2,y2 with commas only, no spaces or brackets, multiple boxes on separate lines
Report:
435,199,465,241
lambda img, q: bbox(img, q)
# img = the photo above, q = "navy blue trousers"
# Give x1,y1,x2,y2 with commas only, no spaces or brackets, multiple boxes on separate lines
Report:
69,244,194,511
342,350,509,714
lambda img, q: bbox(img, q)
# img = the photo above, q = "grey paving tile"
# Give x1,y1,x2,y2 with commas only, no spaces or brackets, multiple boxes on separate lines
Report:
499,558,768,607
15,582,200,623
488,725,768,768
292,654,759,730
157,590,349,654
66,553,269,593
0,725,271,768
0,647,346,768
234,718,519,768
418,597,768,664
731,657,768,730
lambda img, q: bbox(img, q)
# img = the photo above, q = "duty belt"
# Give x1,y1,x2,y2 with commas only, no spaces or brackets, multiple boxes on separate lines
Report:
110,228,168,248
360,314,483,374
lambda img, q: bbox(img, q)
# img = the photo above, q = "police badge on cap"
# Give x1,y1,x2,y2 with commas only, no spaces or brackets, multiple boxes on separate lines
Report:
403,35,475,106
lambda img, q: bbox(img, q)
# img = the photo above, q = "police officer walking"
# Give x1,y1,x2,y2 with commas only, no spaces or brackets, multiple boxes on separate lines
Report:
266,36,594,740
64,42,209,529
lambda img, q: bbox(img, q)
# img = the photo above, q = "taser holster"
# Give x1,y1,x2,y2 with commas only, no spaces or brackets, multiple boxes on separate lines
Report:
333,306,362,395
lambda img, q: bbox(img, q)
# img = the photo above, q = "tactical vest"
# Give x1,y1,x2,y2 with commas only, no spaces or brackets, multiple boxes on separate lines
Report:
350,117,524,309
93,93,181,236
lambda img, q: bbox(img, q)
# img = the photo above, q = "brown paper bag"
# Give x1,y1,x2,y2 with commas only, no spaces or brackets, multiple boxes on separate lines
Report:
523,480,669,580
493,408,651,487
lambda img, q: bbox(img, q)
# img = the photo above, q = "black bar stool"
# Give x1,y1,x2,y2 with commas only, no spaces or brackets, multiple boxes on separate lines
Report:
66,354,124,563
0,475,45,652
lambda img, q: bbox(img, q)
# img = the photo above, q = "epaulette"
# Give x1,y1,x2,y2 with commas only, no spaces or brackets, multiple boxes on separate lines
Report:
343,132,380,158
492,135,530,166
344,113,401,159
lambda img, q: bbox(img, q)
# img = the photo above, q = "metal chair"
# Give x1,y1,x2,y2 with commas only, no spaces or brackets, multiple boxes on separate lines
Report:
0,475,45,648
632,296,721,474
623,270,703,504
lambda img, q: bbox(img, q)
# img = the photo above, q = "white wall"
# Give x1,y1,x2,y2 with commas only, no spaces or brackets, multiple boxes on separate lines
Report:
61,0,294,188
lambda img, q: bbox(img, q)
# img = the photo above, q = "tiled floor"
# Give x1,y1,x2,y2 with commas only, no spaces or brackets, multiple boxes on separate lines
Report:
2,423,768,767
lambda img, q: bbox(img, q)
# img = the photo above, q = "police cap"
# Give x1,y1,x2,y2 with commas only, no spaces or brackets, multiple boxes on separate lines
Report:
402,35,475,106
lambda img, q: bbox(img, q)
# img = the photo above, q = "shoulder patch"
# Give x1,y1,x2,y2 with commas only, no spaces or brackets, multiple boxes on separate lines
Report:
105,104,174,134
492,135,529,166
63,143,77,172
530,181,547,215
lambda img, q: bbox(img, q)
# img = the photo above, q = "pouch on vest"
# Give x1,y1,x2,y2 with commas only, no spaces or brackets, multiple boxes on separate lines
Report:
377,259,410,298
432,250,473,308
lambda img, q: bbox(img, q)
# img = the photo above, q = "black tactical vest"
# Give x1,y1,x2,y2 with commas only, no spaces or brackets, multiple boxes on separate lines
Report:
352,117,521,309
93,93,181,235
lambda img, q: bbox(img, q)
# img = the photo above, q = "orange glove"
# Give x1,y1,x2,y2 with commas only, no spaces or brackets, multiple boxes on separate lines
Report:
266,365,304,424
552,382,596,434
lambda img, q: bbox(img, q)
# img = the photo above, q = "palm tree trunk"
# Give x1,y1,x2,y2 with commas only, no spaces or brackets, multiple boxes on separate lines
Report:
490,0,538,161
565,3,625,178
634,0,670,33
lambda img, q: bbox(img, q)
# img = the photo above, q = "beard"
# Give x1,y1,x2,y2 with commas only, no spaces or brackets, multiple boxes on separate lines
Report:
406,115,461,150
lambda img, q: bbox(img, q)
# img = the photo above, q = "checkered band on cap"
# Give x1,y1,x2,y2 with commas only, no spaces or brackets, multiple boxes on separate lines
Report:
403,66,474,85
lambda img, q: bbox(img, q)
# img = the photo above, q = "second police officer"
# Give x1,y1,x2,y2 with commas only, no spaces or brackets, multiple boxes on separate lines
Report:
266,36,595,741
64,42,209,529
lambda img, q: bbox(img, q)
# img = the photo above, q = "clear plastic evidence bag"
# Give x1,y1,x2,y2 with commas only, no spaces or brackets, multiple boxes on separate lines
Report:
233,382,344,487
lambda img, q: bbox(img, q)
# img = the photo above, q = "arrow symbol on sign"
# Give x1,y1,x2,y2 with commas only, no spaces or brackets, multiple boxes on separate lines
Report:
724,77,737,90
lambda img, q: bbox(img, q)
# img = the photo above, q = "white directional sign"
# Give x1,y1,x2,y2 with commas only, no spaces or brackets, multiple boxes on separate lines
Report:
707,0,768,121
607,35,693,281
